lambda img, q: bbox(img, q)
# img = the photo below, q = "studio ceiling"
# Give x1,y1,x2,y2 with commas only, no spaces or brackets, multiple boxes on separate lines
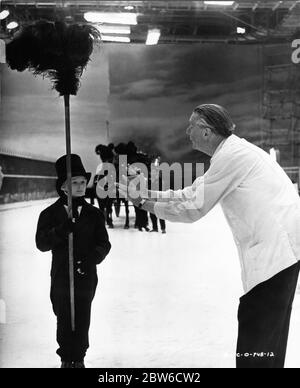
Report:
1,1,300,44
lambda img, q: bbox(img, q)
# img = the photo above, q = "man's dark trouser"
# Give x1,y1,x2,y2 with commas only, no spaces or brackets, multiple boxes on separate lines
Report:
236,261,300,368
50,270,98,362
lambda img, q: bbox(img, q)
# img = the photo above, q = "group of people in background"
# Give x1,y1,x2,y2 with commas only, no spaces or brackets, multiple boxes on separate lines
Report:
90,141,166,234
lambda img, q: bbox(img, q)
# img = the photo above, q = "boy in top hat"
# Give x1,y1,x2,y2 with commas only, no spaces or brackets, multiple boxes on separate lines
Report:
36,154,111,368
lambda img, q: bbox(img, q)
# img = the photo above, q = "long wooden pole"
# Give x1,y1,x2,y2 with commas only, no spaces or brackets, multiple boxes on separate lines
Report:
64,94,75,332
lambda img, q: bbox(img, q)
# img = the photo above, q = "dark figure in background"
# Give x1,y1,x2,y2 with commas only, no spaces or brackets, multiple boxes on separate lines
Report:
95,143,130,229
134,205,150,232
36,154,111,368
113,142,132,228
0,165,3,191
95,141,156,230
94,144,115,228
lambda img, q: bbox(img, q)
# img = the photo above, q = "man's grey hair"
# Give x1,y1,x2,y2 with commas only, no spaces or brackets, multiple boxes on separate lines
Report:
193,104,236,138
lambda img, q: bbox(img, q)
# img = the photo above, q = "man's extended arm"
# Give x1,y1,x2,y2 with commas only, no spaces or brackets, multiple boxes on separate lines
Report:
122,149,254,224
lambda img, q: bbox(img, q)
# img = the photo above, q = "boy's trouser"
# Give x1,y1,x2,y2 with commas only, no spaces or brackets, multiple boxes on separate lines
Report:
236,261,300,368
50,270,98,362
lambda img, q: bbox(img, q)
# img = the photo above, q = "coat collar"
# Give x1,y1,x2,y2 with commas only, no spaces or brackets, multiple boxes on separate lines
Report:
210,134,239,163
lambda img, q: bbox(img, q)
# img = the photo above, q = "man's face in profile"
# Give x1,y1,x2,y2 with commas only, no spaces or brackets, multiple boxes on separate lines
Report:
186,113,210,152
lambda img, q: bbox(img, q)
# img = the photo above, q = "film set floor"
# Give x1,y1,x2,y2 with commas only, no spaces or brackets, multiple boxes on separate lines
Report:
0,199,299,368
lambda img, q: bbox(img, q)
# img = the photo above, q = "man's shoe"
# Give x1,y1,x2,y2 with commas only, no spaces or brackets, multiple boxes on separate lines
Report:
73,361,85,368
150,229,158,232
161,230,166,234
61,361,73,368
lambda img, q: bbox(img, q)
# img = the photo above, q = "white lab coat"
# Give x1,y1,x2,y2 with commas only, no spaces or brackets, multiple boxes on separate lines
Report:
154,135,300,293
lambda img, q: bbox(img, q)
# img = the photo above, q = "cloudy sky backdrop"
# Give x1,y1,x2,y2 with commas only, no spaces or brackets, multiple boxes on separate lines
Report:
0,42,290,172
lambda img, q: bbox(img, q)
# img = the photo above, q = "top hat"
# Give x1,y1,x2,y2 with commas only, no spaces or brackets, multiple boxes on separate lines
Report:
55,154,91,187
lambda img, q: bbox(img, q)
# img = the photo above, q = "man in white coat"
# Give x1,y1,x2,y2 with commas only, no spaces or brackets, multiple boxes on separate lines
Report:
119,104,300,368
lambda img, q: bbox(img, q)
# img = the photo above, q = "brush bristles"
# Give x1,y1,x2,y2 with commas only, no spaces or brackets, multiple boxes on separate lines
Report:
6,21,101,96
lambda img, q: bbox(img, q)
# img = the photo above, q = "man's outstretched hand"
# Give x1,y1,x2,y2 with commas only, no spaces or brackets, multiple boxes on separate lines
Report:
116,173,147,206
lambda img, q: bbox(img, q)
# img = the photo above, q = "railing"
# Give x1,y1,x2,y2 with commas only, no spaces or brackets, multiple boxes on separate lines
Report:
3,174,56,179
0,174,57,204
